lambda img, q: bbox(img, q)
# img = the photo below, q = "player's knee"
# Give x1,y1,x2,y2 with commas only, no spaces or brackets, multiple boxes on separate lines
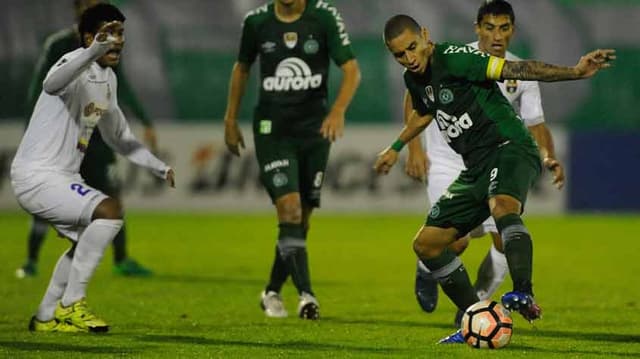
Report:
413,233,440,259
490,195,521,219
92,197,123,220
276,195,302,224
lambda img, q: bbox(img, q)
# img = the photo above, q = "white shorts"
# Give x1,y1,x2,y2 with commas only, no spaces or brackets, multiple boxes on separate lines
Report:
427,165,497,236
11,170,108,241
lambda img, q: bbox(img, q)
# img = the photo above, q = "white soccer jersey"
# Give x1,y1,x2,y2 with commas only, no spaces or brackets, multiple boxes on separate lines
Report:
12,47,168,178
425,42,545,174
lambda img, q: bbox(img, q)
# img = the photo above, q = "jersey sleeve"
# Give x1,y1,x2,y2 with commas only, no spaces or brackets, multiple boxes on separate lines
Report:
318,3,355,66
442,45,505,82
519,81,545,126
237,14,259,65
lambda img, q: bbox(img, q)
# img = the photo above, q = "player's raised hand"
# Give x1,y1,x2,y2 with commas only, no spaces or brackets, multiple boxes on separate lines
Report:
405,147,428,183
320,108,345,142
224,120,245,156
575,49,616,78
95,21,123,44
543,157,565,190
374,147,399,175
165,168,176,188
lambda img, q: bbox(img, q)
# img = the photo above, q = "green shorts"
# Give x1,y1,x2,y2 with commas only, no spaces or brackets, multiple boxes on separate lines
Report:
253,129,330,208
426,142,541,236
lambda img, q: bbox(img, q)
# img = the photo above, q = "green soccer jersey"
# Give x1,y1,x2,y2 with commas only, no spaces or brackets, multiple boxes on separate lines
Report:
404,42,539,168
238,0,355,135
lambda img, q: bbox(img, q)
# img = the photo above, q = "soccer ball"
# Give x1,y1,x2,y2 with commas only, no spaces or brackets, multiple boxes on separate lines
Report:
461,300,513,349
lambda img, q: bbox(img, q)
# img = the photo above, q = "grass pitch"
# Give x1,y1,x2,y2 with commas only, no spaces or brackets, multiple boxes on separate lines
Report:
0,212,639,358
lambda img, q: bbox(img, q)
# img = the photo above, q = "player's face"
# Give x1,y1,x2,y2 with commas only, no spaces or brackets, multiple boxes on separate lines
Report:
88,21,125,68
475,14,514,58
386,27,433,74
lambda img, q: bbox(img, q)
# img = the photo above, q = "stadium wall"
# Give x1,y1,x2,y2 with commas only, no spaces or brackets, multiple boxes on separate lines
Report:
0,123,567,214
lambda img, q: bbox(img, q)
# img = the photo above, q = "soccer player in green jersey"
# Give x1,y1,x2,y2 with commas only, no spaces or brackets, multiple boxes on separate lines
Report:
375,14,614,343
409,0,565,327
16,0,155,279
223,0,360,319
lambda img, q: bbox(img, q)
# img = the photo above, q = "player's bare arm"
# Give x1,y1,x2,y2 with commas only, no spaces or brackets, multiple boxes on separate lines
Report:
320,59,361,142
223,62,250,156
403,90,428,182
501,49,616,81
374,112,433,175
528,123,565,189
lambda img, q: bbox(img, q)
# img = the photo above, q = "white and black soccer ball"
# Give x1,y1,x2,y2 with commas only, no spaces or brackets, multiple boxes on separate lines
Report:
461,300,513,349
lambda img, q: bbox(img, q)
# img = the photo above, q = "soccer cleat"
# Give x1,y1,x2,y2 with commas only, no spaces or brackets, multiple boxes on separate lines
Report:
260,291,288,318
16,262,37,279
54,299,109,333
113,258,153,277
297,292,320,320
28,316,85,333
415,261,438,313
501,291,542,323
437,329,464,344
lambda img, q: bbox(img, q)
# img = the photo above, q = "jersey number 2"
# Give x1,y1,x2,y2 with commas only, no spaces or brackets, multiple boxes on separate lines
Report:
70,183,91,196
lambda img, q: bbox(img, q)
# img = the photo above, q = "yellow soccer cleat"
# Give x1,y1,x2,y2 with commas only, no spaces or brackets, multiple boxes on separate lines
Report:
28,316,85,333
55,299,109,333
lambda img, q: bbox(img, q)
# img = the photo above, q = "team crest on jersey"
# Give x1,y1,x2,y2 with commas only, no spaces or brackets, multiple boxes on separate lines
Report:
439,88,454,105
304,38,319,55
283,32,298,49
425,85,435,103
273,172,288,187
506,80,518,94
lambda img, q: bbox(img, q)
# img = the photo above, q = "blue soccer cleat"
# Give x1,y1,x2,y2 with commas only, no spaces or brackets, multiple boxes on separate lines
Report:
415,261,438,313
501,291,542,323
437,329,464,344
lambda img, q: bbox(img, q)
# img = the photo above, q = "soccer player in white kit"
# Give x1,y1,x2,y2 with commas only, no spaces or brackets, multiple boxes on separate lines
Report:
11,3,174,333
405,0,565,325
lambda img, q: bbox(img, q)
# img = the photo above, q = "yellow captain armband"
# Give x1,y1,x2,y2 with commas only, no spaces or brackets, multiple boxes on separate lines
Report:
486,56,506,80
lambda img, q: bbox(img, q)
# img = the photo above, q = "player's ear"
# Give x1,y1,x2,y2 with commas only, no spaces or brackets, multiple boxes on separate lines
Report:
83,32,94,48
420,27,429,42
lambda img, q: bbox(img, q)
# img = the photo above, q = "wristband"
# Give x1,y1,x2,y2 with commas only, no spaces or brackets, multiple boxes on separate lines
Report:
390,139,405,152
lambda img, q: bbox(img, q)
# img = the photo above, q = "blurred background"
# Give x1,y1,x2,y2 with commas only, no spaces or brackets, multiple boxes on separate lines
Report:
0,0,638,213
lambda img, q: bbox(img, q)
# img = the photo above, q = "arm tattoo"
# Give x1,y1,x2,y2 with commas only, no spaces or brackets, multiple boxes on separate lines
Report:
502,61,578,82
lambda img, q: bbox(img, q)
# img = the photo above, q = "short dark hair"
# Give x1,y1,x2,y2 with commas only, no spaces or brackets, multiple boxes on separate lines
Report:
78,3,125,45
476,0,515,25
383,15,421,44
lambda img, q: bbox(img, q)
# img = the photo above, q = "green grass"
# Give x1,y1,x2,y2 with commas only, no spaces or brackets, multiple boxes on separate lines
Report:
1,212,639,358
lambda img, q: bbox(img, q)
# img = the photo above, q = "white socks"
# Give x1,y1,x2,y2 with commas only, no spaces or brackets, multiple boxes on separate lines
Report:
36,250,72,321
476,243,509,300
60,219,123,307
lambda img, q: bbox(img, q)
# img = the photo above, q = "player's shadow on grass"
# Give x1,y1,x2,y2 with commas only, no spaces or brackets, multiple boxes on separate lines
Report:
137,334,402,354
508,344,640,358
326,317,453,330
517,328,640,344
0,340,146,354
151,274,344,286
151,274,265,285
